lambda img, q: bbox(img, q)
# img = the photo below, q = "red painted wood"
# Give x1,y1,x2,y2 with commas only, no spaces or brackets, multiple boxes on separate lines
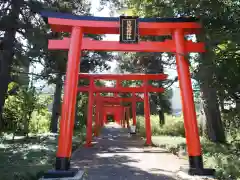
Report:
48,18,201,36
121,106,124,127
132,93,137,126
79,73,168,80
126,107,130,128
49,38,205,52
99,102,104,127
102,105,122,124
174,29,201,156
96,96,143,102
57,27,83,159
94,93,100,137
85,77,94,147
77,86,164,93
114,80,121,98
123,107,126,128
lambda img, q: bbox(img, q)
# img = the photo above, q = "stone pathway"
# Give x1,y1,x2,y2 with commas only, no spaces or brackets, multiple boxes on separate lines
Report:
71,123,188,180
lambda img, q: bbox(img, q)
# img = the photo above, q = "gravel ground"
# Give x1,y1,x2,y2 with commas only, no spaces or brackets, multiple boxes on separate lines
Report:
71,123,188,180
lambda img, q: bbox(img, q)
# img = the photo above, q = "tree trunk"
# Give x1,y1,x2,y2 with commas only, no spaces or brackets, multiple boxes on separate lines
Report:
199,82,225,143
150,93,165,126
196,28,226,143
218,91,226,112
0,0,23,130
158,109,165,126
199,96,207,136
50,73,63,133
236,100,240,112
19,58,31,87
157,92,166,126
197,51,225,142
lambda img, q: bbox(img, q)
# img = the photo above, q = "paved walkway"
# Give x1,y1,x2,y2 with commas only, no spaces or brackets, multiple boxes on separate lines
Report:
71,123,188,180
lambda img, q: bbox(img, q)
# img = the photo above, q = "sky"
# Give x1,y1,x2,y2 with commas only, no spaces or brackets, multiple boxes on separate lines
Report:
90,0,120,74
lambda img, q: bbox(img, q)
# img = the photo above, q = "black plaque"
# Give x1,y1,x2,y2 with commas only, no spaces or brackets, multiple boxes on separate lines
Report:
119,16,139,44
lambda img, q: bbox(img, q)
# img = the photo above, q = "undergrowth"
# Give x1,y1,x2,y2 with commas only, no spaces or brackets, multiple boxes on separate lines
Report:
0,128,86,180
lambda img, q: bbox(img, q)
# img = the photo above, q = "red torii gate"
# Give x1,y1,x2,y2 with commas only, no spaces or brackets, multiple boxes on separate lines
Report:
92,94,132,137
77,73,166,93
93,95,140,137
41,11,214,178
93,103,131,136
78,73,166,147
87,74,146,134
95,96,143,124
93,100,129,137
101,105,121,124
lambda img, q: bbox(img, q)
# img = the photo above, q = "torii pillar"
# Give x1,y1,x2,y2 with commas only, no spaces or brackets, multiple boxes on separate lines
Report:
132,93,137,126
55,27,83,171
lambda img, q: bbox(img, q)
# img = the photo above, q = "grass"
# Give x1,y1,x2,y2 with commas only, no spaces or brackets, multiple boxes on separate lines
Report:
136,114,240,180
0,128,86,180
136,114,185,137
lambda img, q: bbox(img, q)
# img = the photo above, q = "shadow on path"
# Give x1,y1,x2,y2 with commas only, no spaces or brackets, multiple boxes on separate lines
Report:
71,123,186,180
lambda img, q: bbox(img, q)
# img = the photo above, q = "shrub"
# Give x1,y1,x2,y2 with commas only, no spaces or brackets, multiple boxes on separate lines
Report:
3,83,52,136
29,110,51,134
136,114,185,137
136,113,240,180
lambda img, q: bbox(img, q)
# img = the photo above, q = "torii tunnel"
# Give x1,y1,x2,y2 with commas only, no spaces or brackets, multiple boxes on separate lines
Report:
94,95,141,133
78,73,166,147
93,99,132,137
41,11,214,177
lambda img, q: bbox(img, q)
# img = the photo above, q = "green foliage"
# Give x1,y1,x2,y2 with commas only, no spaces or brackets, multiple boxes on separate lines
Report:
29,110,51,134
222,111,240,143
75,93,88,129
2,82,51,135
0,130,85,180
75,79,107,129
136,115,185,137
0,0,112,133
202,139,240,180
136,114,240,179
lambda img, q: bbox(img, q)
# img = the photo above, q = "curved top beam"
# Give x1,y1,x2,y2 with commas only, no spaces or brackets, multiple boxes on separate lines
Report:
41,11,199,23
40,11,201,35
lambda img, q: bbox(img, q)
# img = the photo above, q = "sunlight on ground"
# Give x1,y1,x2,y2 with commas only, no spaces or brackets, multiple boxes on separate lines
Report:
0,132,84,179
104,122,122,128
0,135,59,179
96,153,116,158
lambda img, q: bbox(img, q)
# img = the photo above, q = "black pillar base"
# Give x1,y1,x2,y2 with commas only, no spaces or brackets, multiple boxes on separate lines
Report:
188,167,215,176
185,156,215,176
43,168,79,179
55,157,70,170
180,166,215,176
